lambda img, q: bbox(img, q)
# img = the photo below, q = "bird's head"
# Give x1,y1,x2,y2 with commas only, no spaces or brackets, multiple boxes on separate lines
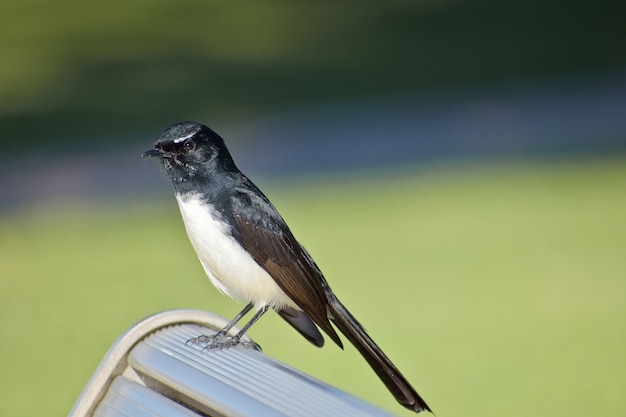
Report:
143,121,236,185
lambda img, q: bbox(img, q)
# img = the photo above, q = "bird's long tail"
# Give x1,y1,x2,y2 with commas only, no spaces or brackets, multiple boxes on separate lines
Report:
326,296,431,413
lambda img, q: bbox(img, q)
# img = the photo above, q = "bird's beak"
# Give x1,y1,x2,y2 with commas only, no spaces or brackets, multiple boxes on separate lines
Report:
142,148,163,158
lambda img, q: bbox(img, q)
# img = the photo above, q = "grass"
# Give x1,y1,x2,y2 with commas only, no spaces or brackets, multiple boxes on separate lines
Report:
0,157,625,416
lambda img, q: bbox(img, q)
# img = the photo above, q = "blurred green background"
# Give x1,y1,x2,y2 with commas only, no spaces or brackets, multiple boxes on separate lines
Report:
2,0,626,148
1,1,625,416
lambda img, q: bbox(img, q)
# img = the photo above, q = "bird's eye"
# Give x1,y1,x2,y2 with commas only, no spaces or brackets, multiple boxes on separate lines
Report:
183,140,196,151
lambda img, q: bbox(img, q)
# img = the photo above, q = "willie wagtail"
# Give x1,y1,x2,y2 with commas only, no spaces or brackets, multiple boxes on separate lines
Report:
143,121,431,413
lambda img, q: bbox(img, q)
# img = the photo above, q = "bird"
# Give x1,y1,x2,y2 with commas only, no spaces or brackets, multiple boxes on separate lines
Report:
142,121,432,413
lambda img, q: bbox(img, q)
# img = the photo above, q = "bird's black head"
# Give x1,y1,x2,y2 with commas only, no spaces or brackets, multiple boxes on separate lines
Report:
143,121,237,188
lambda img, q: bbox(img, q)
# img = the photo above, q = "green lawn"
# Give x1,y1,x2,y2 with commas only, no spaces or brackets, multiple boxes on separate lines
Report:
1,157,624,416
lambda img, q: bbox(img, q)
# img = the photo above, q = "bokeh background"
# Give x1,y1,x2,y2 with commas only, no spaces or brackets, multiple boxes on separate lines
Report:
1,1,625,416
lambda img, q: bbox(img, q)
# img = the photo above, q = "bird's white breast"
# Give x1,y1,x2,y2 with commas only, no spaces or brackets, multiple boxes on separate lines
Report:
175,192,295,309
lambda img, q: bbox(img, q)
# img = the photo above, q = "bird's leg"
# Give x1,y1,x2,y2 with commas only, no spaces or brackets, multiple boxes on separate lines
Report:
186,302,253,346
227,304,270,345
187,303,270,351
207,304,270,350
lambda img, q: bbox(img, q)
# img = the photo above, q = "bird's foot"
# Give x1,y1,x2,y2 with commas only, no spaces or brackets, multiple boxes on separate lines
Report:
186,333,261,351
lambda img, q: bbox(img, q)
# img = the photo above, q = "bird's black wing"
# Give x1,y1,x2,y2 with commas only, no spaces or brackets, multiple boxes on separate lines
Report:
230,184,343,348
230,182,431,413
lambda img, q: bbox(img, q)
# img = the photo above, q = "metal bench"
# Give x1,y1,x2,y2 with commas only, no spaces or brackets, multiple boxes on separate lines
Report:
69,309,396,417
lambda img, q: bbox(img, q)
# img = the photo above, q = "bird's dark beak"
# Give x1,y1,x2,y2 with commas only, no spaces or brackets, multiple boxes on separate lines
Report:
142,148,163,158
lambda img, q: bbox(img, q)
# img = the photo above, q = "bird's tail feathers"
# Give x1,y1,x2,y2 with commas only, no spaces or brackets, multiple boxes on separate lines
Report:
327,296,431,413
277,306,325,347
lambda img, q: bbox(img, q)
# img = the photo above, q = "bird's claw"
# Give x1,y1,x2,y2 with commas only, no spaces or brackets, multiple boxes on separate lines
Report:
186,334,261,351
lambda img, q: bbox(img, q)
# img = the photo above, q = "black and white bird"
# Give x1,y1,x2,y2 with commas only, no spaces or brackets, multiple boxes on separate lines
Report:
143,121,431,413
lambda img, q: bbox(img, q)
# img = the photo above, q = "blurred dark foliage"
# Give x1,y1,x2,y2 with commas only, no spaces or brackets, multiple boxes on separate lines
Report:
1,0,625,150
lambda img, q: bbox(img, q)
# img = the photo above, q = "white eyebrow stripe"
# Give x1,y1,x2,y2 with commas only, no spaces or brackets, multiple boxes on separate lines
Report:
173,132,197,143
